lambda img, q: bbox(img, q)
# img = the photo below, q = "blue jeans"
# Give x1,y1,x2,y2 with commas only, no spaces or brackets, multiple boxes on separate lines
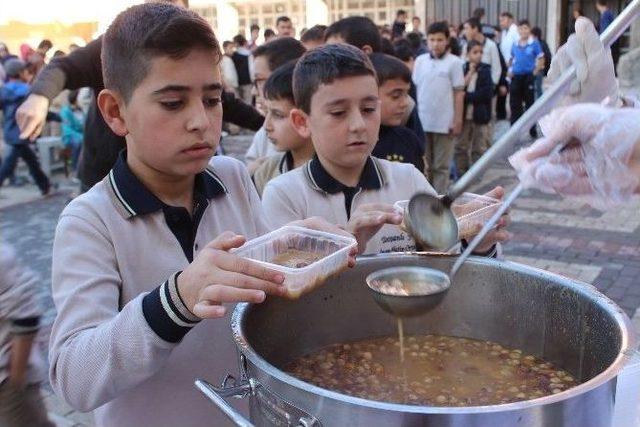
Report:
65,134,83,170
534,74,544,100
0,144,50,193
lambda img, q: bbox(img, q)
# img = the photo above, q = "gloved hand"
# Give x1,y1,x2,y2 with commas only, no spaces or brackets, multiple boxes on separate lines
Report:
547,17,619,107
509,104,640,209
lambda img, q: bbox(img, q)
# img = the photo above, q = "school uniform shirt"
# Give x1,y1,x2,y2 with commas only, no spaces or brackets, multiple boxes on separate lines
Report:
373,125,425,172
412,52,465,134
251,151,294,197
500,23,519,64
49,152,270,427
0,246,44,386
262,156,436,254
511,40,543,76
244,126,278,164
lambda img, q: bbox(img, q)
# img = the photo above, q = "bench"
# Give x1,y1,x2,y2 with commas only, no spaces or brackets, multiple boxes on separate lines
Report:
36,136,69,178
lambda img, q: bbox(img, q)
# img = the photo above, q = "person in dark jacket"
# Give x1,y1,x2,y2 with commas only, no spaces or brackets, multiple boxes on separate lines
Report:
0,59,52,194
455,40,494,176
15,0,264,193
531,26,552,100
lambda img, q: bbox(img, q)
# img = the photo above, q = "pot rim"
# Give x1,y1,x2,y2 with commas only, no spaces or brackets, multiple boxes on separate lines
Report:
231,254,636,414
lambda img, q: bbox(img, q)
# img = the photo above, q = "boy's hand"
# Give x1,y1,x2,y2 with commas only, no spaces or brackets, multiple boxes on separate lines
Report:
450,120,463,136
177,232,287,319
463,187,512,254
345,204,402,255
289,216,358,266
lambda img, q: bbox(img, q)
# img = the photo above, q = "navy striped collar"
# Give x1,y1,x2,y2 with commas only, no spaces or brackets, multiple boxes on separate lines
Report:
304,155,386,194
278,151,294,174
108,151,227,217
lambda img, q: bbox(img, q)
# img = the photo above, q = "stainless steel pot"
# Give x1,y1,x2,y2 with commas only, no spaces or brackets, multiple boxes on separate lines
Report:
197,254,635,426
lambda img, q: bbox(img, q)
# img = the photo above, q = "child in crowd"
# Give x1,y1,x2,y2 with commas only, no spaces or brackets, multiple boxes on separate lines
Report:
0,245,53,427
60,89,85,172
0,58,52,195
49,5,353,426
509,20,543,138
244,37,306,173
252,61,314,196
220,40,239,95
455,40,494,177
368,53,424,172
300,24,327,50
412,22,465,193
324,16,382,54
262,43,509,255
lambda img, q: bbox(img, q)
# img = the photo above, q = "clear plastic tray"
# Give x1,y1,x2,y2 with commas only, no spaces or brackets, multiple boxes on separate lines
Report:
231,226,357,299
451,193,502,240
394,193,502,241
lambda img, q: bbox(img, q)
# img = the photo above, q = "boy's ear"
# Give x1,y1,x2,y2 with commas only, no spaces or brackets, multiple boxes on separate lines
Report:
289,108,312,139
362,45,374,55
97,89,128,137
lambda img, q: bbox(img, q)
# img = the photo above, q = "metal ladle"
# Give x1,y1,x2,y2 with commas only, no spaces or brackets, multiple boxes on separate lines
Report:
406,0,639,255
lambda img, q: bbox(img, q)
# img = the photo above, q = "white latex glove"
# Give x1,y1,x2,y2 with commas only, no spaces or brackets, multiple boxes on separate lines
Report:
547,17,619,107
509,104,640,209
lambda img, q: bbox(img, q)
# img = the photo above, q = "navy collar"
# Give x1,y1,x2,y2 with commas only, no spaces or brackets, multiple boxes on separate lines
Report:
304,155,386,194
108,151,227,217
278,151,294,174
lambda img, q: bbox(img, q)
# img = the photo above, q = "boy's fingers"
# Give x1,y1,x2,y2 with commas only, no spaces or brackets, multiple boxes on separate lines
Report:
207,232,246,251
192,300,226,319
483,186,504,200
214,271,287,296
199,285,266,304
355,203,396,214
217,252,285,284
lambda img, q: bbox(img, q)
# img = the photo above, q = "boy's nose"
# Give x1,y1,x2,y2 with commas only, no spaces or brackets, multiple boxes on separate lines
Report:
348,110,367,133
186,101,210,132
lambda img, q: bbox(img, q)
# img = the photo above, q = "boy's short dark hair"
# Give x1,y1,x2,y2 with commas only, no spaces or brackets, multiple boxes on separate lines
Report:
293,43,377,114
531,27,543,39
500,11,514,19
397,10,407,17
406,32,422,49
233,34,247,46
392,39,414,62
301,25,327,44
466,39,483,52
276,16,291,25
380,38,395,55
472,7,485,19
38,39,53,50
597,0,609,6
264,28,276,38
325,16,382,53
102,3,220,103
253,37,306,72
263,60,296,102
427,21,450,38
465,17,481,30
518,19,531,27
250,23,260,31
412,16,421,22
369,53,410,86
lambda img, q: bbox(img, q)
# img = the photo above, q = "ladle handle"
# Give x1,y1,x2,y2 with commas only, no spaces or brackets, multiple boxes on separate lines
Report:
445,0,640,203
195,378,254,427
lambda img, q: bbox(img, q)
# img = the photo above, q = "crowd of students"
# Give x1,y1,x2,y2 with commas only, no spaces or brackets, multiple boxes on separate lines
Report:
0,1,622,426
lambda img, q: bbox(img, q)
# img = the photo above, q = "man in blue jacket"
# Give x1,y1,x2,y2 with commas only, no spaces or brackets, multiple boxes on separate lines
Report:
0,59,52,195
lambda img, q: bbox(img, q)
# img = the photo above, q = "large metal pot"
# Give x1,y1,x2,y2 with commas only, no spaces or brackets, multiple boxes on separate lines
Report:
197,255,635,426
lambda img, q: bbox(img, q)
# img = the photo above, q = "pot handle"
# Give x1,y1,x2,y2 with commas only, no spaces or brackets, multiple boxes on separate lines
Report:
195,376,254,427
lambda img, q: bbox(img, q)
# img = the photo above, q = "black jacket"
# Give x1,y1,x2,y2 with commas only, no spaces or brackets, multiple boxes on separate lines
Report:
231,52,251,86
373,125,424,172
463,62,494,125
31,36,264,190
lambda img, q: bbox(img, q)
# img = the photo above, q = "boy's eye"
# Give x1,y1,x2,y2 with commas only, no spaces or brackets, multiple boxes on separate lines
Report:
160,100,183,110
204,97,222,108
329,110,346,117
362,106,378,114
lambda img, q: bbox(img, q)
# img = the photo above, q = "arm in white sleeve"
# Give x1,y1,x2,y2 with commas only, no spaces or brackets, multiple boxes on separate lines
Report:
49,214,194,412
490,43,502,85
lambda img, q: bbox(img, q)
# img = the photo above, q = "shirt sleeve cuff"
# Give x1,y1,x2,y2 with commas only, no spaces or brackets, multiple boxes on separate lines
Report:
10,317,40,335
142,272,200,343
461,240,499,259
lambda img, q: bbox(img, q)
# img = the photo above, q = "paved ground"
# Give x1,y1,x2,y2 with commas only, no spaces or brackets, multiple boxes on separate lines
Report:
1,122,639,425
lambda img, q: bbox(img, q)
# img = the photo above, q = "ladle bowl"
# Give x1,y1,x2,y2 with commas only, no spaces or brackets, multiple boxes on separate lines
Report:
365,266,451,317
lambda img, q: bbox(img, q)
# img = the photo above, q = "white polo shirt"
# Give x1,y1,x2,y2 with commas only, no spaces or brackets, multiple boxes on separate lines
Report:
262,156,437,255
412,52,465,134
50,153,269,427
244,126,278,164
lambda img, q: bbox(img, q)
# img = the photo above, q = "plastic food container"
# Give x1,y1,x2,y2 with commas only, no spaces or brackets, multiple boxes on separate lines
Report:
451,192,502,240
231,226,357,299
394,193,502,241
